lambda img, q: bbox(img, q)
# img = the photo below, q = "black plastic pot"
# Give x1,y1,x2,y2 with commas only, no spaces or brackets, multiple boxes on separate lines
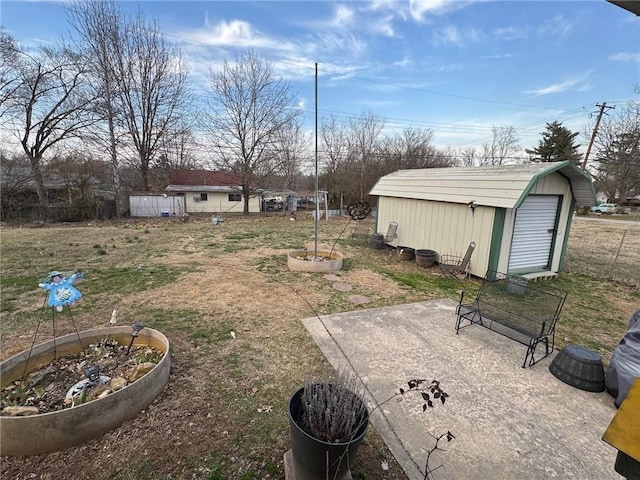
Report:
415,249,438,268
396,246,415,261
288,386,369,480
370,233,385,250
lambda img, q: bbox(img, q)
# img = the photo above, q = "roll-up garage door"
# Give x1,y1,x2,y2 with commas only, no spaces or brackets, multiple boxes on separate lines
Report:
508,195,559,272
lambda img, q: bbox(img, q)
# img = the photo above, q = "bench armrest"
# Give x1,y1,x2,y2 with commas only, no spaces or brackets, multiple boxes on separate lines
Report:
458,289,474,305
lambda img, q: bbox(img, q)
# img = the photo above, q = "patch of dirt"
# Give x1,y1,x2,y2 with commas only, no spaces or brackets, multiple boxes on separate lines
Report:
7,216,634,480
1,341,163,414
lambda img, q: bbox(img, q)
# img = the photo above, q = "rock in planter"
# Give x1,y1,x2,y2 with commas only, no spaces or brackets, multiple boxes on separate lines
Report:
1,406,39,416
0,326,170,456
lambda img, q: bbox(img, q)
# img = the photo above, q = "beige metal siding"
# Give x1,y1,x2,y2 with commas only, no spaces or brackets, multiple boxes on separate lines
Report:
369,162,595,209
376,198,494,277
185,192,260,213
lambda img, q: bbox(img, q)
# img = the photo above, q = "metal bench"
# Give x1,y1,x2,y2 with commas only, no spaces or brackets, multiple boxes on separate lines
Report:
455,271,568,368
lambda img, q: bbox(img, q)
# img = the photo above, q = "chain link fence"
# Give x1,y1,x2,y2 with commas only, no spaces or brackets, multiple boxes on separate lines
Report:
565,219,640,287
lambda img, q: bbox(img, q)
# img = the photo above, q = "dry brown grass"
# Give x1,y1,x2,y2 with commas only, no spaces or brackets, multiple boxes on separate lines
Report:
566,217,640,287
0,214,637,479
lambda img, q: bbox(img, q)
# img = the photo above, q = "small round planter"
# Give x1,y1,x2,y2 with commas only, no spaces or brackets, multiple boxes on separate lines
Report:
415,249,438,268
288,386,369,480
287,250,343,272
397,246,415,261
0,326,170,456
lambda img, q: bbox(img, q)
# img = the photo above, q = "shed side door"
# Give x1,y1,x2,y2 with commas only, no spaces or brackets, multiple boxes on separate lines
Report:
508,195,560,272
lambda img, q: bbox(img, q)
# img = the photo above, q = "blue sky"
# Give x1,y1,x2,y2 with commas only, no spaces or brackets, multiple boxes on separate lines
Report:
2,0,639,153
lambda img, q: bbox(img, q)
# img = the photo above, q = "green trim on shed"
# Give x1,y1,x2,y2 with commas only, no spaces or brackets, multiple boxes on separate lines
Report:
559,197,576,271
546,195,563,270
374,196,381,234
513,161,596,208
487,208,506,273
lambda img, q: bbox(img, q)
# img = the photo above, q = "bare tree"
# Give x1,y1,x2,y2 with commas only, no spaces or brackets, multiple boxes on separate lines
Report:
459,146,477,167
2,40,100,211
113,12,188,192
592,96,640,203
379,127,443,171
202,52,301,214
319,115,350,205
478,125,521,166
273,118,309,196
0,151,36,219
157,125,200,171
347,111,385,199
0,30,23,120
68,0,127,216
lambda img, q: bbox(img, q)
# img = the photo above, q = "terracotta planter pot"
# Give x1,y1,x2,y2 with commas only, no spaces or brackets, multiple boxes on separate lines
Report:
0,326,170,456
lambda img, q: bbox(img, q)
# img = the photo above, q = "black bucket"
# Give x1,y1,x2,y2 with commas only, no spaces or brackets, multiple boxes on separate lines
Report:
549,344,605,392
288,386,369,480
370,233,385,250
397,247,415,261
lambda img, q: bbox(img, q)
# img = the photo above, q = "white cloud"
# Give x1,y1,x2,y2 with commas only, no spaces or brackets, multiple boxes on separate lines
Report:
409,0,454,21
537,14,573,39
524,71,592,96
610,52,640,62
524,80,578,96
433,26,482,47
183,18,286,50
431,63,464,72
393,56,412,67
331,5,355,28
409,0,481,22
363,0,410,22
305,31,368,56
528,80,578,96
371,15,397,37
493,26,527,40
480,53,514,60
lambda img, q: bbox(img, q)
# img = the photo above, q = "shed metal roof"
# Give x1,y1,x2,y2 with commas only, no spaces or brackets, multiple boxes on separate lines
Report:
369,161,596,209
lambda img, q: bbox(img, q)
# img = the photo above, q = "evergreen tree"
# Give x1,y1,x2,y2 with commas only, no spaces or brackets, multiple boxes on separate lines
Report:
525,121,582,163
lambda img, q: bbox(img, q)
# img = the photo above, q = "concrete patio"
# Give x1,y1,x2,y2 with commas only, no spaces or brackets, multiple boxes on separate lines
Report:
302,298,622,480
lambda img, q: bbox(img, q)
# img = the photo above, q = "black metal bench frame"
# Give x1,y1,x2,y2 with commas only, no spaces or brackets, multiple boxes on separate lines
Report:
455,271,568,368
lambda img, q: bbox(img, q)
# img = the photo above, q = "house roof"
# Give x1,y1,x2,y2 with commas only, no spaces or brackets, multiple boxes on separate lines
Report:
168,170,242,186
607,0,640,15
369,161,596,209
166,170,246,193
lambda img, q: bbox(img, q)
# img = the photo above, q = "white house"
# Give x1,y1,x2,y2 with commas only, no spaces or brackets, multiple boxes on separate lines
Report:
165,170,261,214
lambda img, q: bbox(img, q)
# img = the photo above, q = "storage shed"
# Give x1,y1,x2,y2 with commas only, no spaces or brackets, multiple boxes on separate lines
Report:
369,161,596,279
130,193,186,218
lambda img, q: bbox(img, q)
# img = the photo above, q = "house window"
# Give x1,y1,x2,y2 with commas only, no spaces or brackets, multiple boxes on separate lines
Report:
228,193,241,202
199,193,208,202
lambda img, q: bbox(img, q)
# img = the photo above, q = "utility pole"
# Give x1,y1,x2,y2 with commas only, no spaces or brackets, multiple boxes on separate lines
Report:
582,102,614,170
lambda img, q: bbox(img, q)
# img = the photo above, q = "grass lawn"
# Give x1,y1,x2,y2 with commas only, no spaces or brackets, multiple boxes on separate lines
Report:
1,214,637,479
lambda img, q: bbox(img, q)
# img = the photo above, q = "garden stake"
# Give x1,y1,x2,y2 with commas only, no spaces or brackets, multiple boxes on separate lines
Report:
127,323,144,354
